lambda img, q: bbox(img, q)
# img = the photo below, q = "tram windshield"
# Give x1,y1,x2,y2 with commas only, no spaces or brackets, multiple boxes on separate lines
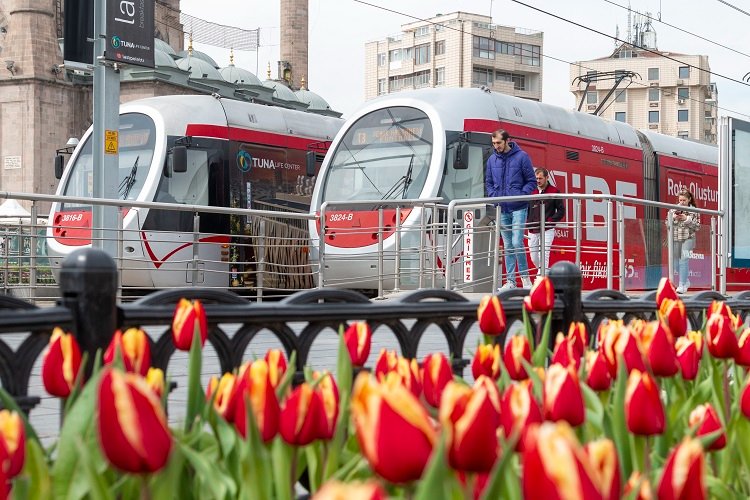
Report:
321,107,433,202
59,113,156,210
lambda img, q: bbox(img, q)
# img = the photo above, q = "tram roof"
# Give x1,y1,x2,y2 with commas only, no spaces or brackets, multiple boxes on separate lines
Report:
638,129,717,166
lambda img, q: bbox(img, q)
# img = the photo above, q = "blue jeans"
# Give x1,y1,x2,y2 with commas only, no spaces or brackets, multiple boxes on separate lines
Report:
673,238,694,285
499,207,529,283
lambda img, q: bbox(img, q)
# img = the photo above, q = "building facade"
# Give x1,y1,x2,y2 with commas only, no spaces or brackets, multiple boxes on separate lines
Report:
570,29,718,143
364,12,543,102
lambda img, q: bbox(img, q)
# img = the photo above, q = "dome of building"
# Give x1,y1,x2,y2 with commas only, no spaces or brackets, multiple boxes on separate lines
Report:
154,38,176,56
175,49,219,69
176,56,223,80
220,64,262,86
295,88,332,112
263,80,299,102
154,48,178,68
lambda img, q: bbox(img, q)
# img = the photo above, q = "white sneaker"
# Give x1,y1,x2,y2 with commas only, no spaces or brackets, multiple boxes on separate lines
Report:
521,277,533,288
498,281,517,292
676,285,686,294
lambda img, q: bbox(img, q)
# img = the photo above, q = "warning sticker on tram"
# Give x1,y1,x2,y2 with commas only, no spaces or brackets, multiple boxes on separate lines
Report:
105,130,118,155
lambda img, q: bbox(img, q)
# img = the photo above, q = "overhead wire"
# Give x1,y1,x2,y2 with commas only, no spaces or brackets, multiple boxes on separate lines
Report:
714,0,750,17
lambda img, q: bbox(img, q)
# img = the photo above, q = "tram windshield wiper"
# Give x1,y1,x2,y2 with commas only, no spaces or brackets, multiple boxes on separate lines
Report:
402,154,415,199
119,156,139,200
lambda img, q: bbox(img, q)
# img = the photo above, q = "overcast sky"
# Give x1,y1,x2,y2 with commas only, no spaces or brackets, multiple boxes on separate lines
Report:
179,0,750,120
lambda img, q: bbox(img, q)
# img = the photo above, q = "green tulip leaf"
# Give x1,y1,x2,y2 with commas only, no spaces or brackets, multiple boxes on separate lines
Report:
16,437,51,500
271,439,294,500
532,312,553,366
177,439,236,499
275,351,297,400
481,433,521,500
76,436,114,500
148,443,188,500
183,330,205,433
414,432,452,500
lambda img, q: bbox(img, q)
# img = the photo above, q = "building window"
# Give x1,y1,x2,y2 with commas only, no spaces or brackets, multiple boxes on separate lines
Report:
389,49,401,63
473,36,495,59
615,89,626,102
587,91,597,104
649,111,659,123
414,70,430,88
514,43,540,66
677,87,689,99
377,78,387,95
678,66,690,79
377,53,386,66
414,44,430,65
648,67,659,80
435,67,445,86
415,26,430,37
472,67,494,86
648,88,660,101
496,71,527,91
615,112,626,122
435,40,445,56
678,109,689,122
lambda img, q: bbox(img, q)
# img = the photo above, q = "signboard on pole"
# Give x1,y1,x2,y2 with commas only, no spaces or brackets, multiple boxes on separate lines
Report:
105,0,155,68
63,0,95,71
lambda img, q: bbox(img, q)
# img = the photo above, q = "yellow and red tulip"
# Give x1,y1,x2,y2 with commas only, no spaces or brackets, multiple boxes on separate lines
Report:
351,372,436,483
145,367,165,399
499,381,542,451
625,370,665,436
640,320,678,377
736,328,750,367
97,368,172,473
550,333,581,371
623,471,652,500
206,372,237,421
584,438,621,500
706,312,739,359
503,335,531,381
343,322,372,367
313,370,339,440
742,376,750,420
523,276,555,313
675,331,703,381
313,480,387,500
477,295,506,336
375,351,422,398
522,422,602,500
279,382,325,446
656,437,706,500
567,321,588,358
471,343,502,381
688,403,726,451
103,328,151,377
171,298,208,351
544,363,585,427
422,353,453,408
233,359,280,442
600,321,646,376
41,327,82,398
656,277,679,308
374,349,398,379
658,298,687,338
708,301,743,330
439,377,501,472
585,350,612,392
0,410,25,479
264,348,288,389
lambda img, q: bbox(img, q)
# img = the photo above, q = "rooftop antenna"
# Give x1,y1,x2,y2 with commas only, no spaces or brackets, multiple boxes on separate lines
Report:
615,24,620,48
626,2,632,45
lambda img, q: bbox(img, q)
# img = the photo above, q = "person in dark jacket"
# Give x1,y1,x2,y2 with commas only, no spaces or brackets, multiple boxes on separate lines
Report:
485,129,537,290
527,168,565,276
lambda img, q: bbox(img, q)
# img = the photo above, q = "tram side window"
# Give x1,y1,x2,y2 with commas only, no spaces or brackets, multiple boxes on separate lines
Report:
166,150,209,206
440,143,485,201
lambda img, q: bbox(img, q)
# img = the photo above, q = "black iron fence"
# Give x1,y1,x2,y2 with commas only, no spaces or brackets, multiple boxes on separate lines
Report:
1,248,750,421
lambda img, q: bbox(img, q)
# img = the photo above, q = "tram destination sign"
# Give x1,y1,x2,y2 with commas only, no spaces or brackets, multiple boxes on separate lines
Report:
105,0,155,68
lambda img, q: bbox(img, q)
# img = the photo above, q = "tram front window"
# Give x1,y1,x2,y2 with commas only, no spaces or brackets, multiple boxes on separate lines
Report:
322,107,433,202
60,113,156,210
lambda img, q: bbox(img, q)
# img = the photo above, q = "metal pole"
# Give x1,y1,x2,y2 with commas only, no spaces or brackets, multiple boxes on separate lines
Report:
574,199,581,267
318,204,326,288
492,205,501,291
431,205,438,288
606,200,613,290
29,203,37,294
718,117,730,295
92,0,120,257
191,212,200,286
539,202,546,277
711,216,717,292
445,202,455,290
257,218,266,302
617,201,625,293
667,214,674,286
377,208,384,298
395,206,402,291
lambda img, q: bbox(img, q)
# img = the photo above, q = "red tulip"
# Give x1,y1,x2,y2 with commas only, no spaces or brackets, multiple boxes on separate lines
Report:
736,328,750,367
741,376,750,420
313,480,387,500
585,350,612,392
343,322,372,367
522,422,602,500
97,368,172,473
584,438,621,500
422,353,453,408
351,372,436,483
708,301,743,330
375,350,421,397
625,370,665,436
688,403,726,451
233,360,280,442
264,349,288,389
523,276,555,313
171,298,208,351
503,335,531,381
477,295,506,336
0,410,25,479
657,437,706,500
544,363,585,427
656,277,678,308
499,381,542,451
313,370,339,440
675,331,703,381
567,321,588,357
280,383,325,446
206,372,237,420
42,327,82,398
550,333,581,371
439,377,501,472
640,320,678,377
146,367,165,398
600,321,645,376
103,328,151,376
471,343,502,381
706,313,739,359
659,298,688,338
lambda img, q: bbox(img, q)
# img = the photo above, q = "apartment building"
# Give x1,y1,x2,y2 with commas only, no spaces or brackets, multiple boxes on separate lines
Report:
365,12,543,101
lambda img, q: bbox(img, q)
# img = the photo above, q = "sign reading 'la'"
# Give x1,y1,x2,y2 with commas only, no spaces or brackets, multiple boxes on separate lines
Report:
105,0,155,68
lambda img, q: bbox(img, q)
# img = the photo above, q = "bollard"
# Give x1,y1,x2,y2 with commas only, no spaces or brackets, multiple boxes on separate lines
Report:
548,261,583,351
59,248,118,377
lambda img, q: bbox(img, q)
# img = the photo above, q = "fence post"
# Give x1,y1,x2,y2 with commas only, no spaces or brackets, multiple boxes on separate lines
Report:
59,248,118,376
548,261,583,350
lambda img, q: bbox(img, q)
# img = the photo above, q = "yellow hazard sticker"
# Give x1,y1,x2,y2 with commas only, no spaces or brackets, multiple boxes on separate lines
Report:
105,130,118,155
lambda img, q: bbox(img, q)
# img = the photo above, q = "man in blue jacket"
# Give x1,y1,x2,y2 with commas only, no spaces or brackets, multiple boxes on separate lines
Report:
485,129,537,290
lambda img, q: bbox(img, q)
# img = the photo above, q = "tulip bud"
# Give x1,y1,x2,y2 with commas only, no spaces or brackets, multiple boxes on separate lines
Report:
742,376,750,421
599,320,647,376
499,381,542,451
523,276,554,313
640,320,678,377
422,353,453,408
264,349,288,389
313,480,387,500
706,313,739,359
351,373,436,483
585,350,612,392
0,410,25,479
544,363,585,427
567,322,588,357
584,438,621,500
550,333,581,371
146,367,165,398
343,322,372,367
688,403,726,451
103,328,151,377
206,372,237,421
658,298,687,338
375,351,421,397
656,277,678,308
42,327,83,398
171,298,208,351
233,360,280,442
374,348,398,379
471,343,502,381
656,437,706,500
313,370,339,440
736,328,750,367
503,335,531,381
280,383,325,446
477,295,506,336
439,377,501,472
97,368,172,473
675,331,703,381
708,301,743,330
625,370,665,436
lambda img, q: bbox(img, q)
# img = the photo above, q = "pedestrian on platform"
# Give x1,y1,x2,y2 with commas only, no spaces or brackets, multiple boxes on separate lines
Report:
485,129,536,290
527,168,565,277
667,188,700,294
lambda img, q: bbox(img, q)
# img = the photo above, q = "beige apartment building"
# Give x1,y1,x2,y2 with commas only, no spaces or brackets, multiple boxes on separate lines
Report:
570,41,718,143
365,12,543,101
